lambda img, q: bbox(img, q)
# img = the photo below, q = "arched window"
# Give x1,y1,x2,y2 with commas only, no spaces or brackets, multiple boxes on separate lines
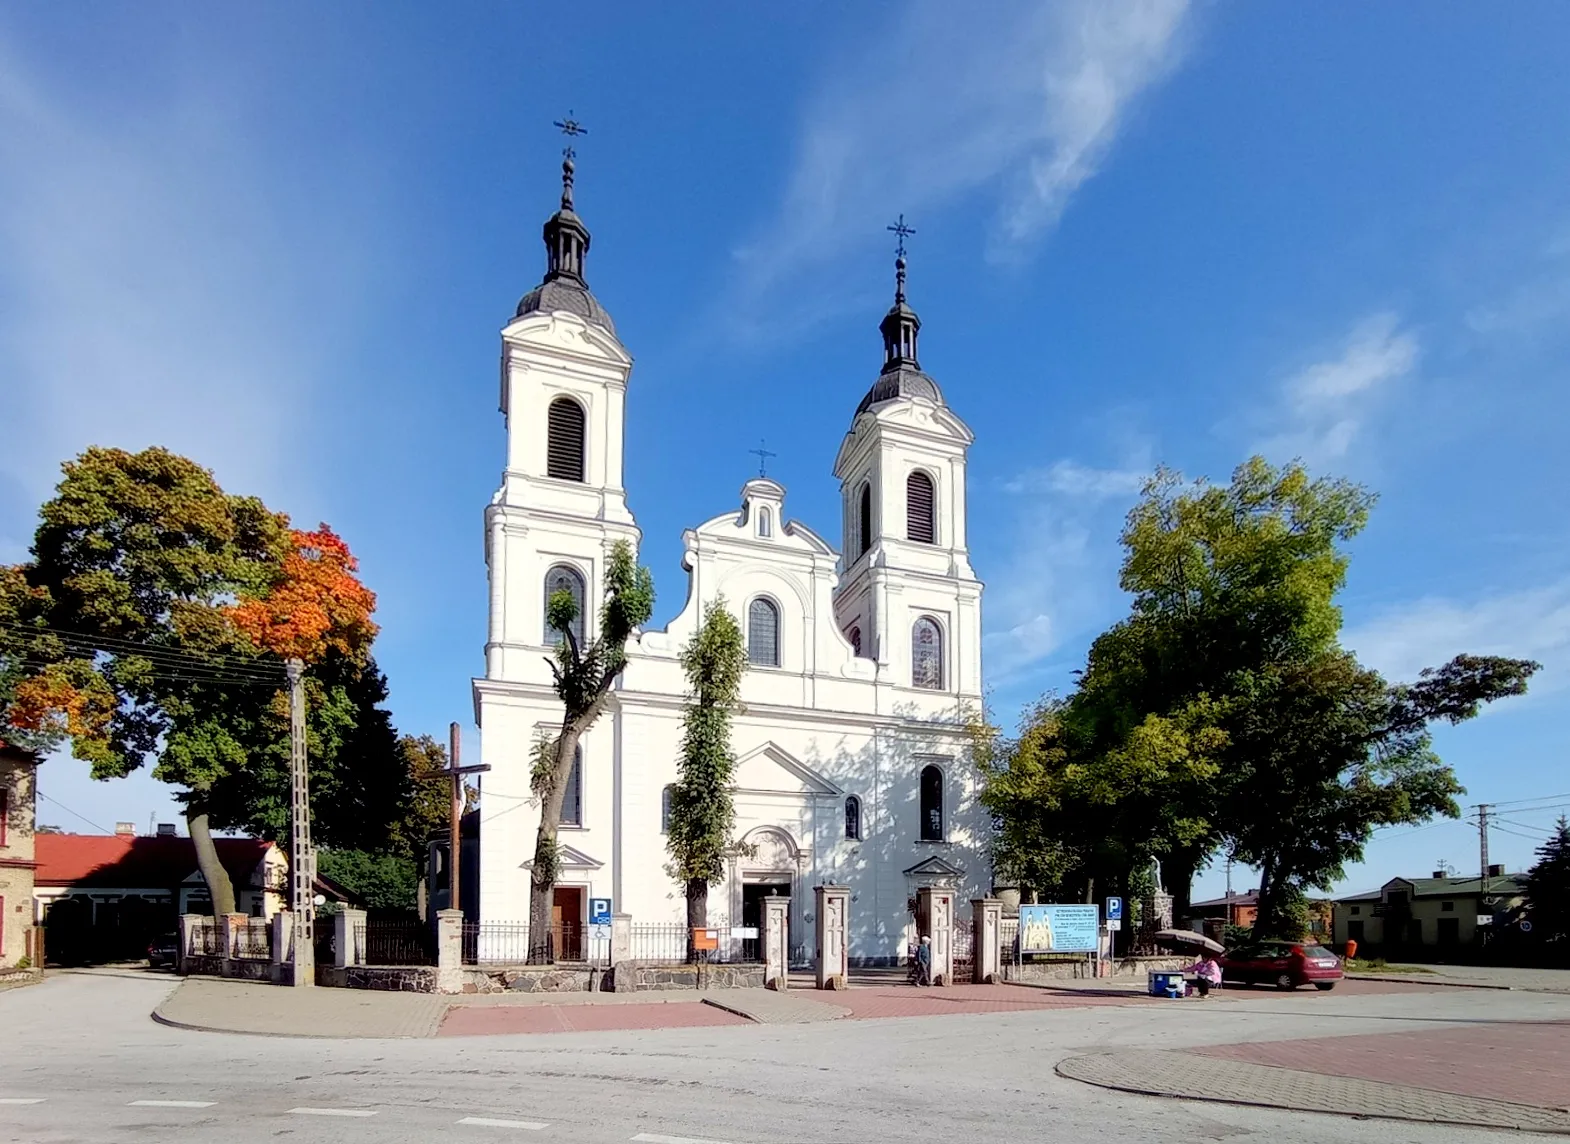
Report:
546,396,587,482
560,745,582,826
543,564,586,646
847,625,862,658
920,765,944,841
747,597,780,667
845,795,862,841
758,506,772,538
906,470,936,544
661,784,674,834
912,616,944,690
857,482,873,559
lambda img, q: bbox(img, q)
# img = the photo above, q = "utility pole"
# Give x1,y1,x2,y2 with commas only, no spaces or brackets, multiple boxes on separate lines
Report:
287,658,314,987
1478,804,1494,947
438,722,489,921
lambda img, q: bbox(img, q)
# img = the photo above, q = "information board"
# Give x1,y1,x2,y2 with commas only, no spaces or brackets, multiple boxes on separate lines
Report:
1018,903,1101,953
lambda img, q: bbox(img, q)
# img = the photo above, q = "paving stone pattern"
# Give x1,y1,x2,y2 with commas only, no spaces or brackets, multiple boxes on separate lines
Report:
439,1000,751,1036
1057,1047,1570,1133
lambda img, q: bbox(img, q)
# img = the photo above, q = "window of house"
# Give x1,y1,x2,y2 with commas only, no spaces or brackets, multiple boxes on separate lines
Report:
906,470,936,544
857,482,872,559
912,616,943,690
847,626,862,657
1441,900,1454,912
919,765,944,841
748,597,780,667
560,746,583,826
0,788,7,847
546,396,587,481
661,785,674,834
1350,905,1361,916
758,506,772,537
845,795,862,840
543,564,587,646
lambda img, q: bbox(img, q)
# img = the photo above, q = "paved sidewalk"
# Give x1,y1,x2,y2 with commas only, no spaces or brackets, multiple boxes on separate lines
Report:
1364,964,1570,993
1057,1047,1570,1133
155,977,449,1038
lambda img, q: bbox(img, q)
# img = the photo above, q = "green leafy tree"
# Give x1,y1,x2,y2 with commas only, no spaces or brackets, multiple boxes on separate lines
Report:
1522,817,1570,951
529,539,653,960
317,849,419,911
666,600,748,952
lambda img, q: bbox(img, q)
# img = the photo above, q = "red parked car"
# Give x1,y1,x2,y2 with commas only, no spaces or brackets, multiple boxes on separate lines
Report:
1220,940,1343,990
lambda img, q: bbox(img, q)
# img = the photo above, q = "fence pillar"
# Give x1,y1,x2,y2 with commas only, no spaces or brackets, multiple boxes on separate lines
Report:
610,913,632,966
335,907,366,968
971,898,1002,985
270,911,294,984
217,912,247,978
177,914,203,974
762,896,790,991
917,888,954,986
435,908,465,995
814,884,850,990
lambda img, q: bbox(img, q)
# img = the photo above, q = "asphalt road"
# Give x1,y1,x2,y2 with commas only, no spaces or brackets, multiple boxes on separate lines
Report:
1,970,1562,1144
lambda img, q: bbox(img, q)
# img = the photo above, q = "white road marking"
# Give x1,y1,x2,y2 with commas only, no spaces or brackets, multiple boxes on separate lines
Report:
457,1117,550,1130
288,1107,378,1117
631,1135,735,1144
129,1100,216,1108
0,1098,45,1104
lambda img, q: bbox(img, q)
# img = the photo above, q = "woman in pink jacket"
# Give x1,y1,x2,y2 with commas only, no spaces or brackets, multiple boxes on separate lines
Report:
1187,954,1223,997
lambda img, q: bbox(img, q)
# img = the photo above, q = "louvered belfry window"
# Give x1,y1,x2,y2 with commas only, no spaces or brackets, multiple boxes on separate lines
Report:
907,471,935,544
546,396,587,482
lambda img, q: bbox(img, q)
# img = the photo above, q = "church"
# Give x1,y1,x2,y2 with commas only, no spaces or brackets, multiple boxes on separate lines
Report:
472,146,988,965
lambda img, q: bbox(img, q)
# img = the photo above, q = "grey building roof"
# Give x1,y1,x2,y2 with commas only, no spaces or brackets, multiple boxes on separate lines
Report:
515,277,617,337
854,364,946,417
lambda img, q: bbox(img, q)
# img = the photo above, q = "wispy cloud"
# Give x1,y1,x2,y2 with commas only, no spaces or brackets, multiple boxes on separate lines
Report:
1465,222,1570,337
1258,312,1419,466
729,0,1192,336
1345,579,1570,691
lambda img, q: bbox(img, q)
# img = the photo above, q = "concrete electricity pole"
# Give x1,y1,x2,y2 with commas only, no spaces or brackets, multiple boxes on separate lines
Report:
287,658,315,987
1478,803,1493,946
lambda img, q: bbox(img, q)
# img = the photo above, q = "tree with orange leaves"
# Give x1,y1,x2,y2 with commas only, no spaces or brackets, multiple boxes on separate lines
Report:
0,447,406,917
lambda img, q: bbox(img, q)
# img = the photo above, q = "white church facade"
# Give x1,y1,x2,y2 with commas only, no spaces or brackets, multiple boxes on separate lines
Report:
472,152,988,965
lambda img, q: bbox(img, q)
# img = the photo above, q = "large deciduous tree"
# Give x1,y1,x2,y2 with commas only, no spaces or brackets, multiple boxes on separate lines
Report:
530,539,653,960
666,600,748,953
0,447,396,916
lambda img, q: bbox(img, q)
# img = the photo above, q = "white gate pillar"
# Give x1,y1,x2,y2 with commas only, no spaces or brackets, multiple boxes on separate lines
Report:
971,898,1002,985
815,884,850,990
917,887,954,986
762,896,790,991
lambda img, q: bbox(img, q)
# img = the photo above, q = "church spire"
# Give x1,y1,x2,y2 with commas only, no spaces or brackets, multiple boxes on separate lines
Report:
879,215,920,373
542,113,591,284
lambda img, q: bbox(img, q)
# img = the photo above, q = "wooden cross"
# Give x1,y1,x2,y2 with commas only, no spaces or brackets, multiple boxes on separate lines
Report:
431,722,489,917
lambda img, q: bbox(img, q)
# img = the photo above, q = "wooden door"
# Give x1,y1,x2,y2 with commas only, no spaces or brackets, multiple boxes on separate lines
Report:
552,887,584,961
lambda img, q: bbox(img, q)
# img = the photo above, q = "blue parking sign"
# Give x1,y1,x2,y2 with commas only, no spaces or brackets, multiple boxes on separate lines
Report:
590,898,612,925
1106,896,1123,922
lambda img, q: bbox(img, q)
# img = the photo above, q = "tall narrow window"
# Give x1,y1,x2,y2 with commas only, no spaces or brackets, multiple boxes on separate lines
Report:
858,482,873,559
758,506,772,537
845,795,862,841
912,616,943,690
847,626,862,657
661,785,674,834
560,746,582,826
920,765,944,841
748,597,780,667
546,396,587,481
906,471,936,544
543,564,586,646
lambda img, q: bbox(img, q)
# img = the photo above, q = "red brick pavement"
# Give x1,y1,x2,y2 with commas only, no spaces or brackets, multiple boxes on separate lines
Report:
438,1001,751,1037
835,983,1151,1020
1196,1020,1570,1108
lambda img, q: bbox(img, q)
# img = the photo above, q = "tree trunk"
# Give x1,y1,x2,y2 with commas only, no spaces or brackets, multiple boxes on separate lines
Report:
187,801,236,917
527,717,591,963
1253,853,1277,937
686,878,708,963
1162,847,1200,929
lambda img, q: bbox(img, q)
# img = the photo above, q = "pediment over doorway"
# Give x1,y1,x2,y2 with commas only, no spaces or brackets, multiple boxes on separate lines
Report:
733,742,842,797
522,844,604,871
903,855,966,881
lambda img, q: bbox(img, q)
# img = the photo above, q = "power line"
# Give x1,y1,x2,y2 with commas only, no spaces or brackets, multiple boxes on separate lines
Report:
0,619,287,686
1487,792,1570,810
1498,818,1554,835
36,790,113,835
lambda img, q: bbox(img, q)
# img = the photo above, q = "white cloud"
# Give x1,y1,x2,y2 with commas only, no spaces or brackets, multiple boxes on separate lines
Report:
1258,312,1418,466
1003,459,1146,499
0,33,370,518
1344,580,1570,689
730,0,1191,333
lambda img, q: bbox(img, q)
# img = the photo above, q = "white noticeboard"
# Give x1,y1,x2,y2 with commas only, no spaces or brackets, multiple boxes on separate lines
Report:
1106,919,1122,932
1476,914,1493,927
730,926,759,939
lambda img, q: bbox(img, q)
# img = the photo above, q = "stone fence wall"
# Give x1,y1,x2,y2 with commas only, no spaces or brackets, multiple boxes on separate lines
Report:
615,962,765,992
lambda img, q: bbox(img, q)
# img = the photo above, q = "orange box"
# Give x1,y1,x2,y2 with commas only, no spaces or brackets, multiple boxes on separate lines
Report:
691,927,719,951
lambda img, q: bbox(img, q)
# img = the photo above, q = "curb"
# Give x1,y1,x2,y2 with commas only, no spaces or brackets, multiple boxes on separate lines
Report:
698,997,763,1022
150,1004,444,1039
1345,973,1511,991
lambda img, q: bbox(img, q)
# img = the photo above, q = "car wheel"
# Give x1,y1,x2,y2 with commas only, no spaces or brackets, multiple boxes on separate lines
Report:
1275,973,1296,990
1314,982,1335,991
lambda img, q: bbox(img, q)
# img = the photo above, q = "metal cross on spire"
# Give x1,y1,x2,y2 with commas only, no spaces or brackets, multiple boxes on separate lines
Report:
749,440,777,479
554,111,588,158
886,214,916,259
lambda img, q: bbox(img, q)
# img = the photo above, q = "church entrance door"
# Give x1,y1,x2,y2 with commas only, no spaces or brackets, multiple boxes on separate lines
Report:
741,882,789,962
552,886,584,961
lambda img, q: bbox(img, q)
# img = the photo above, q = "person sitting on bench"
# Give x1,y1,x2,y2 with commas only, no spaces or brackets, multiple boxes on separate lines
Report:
1186,953,1222,997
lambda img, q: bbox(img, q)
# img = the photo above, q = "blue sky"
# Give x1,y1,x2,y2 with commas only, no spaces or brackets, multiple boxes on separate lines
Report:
3,3,1568,901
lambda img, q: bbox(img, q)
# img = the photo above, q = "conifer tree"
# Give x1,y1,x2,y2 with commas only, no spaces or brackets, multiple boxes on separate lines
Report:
1523,816,1570,948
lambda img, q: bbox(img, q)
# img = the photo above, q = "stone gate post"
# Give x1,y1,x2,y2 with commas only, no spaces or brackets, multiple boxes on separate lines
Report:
217,912,247,979
762,895,790,991
971,898,1002,984
815,884,850,990
270,911,294,985
435,908,465,995
335,907,366,968
610,912,632,967
917,888,954,985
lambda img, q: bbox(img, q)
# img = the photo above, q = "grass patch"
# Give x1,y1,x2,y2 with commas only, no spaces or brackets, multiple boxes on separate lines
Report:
1346,958,1437,974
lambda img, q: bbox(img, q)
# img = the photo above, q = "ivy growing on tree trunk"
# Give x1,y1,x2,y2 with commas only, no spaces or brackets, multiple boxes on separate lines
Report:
529,539,653,962
665,600,748,959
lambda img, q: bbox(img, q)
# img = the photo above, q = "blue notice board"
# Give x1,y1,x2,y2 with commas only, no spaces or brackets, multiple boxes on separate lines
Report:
589,898,612,926
1018,904,1101,953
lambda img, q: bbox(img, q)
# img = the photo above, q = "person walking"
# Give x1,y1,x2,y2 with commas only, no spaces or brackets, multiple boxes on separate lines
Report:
915,935,933,986
1186,952,1223,998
